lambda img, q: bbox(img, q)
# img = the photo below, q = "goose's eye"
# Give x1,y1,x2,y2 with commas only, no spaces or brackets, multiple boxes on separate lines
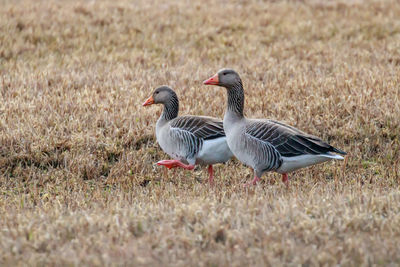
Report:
155,91,159,94
223,73,227,76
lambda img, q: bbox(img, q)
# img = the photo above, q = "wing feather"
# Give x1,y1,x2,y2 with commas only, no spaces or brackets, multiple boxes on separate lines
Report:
168,116,226,160
246,119,346,158
171,115,225,140
244,133,282,172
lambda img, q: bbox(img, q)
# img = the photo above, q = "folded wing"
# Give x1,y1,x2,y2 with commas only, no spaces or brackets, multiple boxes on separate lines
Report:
169,116,226,159
246,119,347,158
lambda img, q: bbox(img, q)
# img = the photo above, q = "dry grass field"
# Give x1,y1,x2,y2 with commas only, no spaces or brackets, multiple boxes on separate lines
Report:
1,0,400,265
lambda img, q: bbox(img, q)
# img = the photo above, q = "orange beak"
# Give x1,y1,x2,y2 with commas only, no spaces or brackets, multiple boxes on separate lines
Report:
203,73,219,85
142,95,154,106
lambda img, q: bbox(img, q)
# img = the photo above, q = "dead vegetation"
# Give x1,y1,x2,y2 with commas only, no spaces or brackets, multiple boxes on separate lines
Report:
0,0,400,265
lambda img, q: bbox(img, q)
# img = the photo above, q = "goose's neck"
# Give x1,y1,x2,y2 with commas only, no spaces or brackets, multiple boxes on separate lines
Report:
226,81,244,118
161,97,179,121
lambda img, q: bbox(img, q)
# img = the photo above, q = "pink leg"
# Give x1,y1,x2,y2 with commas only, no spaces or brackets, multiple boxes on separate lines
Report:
157,160,195,170
282,173,289,188
207,165,214,185
251,176,260,185
243,175,260,187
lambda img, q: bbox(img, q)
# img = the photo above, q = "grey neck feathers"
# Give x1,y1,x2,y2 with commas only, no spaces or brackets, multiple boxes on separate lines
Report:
162,96,179,121
226,80,244,118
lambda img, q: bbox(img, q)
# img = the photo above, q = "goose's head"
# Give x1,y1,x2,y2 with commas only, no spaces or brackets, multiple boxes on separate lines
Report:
203,68,241,88
142,86,178,106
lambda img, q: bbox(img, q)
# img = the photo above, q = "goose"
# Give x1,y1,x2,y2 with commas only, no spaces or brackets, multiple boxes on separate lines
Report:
142,86,233,185
203,69,347,187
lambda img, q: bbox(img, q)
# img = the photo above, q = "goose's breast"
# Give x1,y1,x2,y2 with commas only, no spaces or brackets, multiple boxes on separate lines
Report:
225,127,255,168
156,125,183,160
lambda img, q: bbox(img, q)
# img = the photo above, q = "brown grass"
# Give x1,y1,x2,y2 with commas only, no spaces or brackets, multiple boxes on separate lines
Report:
1,0,400,265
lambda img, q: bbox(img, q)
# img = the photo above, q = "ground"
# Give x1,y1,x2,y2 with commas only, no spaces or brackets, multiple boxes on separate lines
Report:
1,0,400,265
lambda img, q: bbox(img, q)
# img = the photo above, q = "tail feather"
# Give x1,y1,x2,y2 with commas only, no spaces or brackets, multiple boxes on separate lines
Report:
326,153,345,160
331,146,347,155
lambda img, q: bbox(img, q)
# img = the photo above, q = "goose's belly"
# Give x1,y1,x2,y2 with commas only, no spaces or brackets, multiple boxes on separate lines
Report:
196,137,233,165
277,154,337,173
